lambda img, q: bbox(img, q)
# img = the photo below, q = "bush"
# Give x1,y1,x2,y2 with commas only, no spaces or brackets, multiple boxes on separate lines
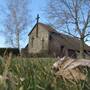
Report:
0,48,19,56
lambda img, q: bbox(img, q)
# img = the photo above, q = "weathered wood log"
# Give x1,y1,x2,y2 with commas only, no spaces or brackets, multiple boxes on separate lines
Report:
52,56,90,80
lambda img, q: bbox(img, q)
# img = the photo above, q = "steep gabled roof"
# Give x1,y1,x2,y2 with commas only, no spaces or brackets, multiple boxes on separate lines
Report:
28,22,56,36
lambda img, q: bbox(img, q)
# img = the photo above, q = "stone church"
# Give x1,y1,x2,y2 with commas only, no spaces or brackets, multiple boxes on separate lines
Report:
22,22,90,58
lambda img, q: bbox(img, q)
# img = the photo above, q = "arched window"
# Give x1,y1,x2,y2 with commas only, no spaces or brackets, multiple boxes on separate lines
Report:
31,36,34,47
60,45,64,57
42,38,44,49
61,45,64,52
49,35,52,40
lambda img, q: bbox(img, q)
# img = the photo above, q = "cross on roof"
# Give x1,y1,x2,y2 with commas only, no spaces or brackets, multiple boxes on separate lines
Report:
36,14,40,23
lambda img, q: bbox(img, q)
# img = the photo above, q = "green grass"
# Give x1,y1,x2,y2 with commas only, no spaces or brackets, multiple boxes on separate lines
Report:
0,57,90,90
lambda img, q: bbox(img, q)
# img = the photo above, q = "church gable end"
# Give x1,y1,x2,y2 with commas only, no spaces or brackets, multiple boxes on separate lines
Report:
28,23,49,54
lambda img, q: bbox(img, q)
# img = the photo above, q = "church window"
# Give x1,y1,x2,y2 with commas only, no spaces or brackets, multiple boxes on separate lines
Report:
49,35,52,40
42,38,45,49
31,36,34,47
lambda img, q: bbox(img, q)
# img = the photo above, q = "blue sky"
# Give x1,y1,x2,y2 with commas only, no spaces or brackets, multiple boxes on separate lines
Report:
31,0,48,20
0,0,48,48
0,0,90,48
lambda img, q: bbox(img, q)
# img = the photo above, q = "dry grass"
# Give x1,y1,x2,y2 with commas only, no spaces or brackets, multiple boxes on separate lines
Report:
0,55,90,90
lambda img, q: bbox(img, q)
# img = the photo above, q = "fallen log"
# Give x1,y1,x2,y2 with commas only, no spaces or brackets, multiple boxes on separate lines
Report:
52,57,90,80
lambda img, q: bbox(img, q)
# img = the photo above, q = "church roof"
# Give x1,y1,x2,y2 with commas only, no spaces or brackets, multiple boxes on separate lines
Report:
28,22,56,36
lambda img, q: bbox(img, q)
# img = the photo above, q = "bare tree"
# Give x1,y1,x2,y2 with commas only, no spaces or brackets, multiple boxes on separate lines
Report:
5,0,30,50
46,0,90,58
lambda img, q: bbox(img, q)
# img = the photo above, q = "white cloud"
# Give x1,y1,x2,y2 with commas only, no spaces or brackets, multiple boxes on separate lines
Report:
86,42,90,46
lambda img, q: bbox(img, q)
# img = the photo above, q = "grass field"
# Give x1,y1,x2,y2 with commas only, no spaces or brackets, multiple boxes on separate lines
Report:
0,57,90,90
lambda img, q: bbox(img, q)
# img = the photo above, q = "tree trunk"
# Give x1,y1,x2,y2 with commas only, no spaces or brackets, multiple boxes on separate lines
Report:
80,37,85,59
16,29,20,53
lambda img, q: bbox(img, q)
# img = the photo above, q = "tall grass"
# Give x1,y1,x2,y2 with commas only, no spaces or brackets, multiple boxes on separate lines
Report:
0,56,90,90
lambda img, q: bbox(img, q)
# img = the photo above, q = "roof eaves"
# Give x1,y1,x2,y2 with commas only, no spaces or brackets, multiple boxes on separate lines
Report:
28,23,37,36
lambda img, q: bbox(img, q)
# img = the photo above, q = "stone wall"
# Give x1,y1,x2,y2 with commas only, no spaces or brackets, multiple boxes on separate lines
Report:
28,24,49,54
